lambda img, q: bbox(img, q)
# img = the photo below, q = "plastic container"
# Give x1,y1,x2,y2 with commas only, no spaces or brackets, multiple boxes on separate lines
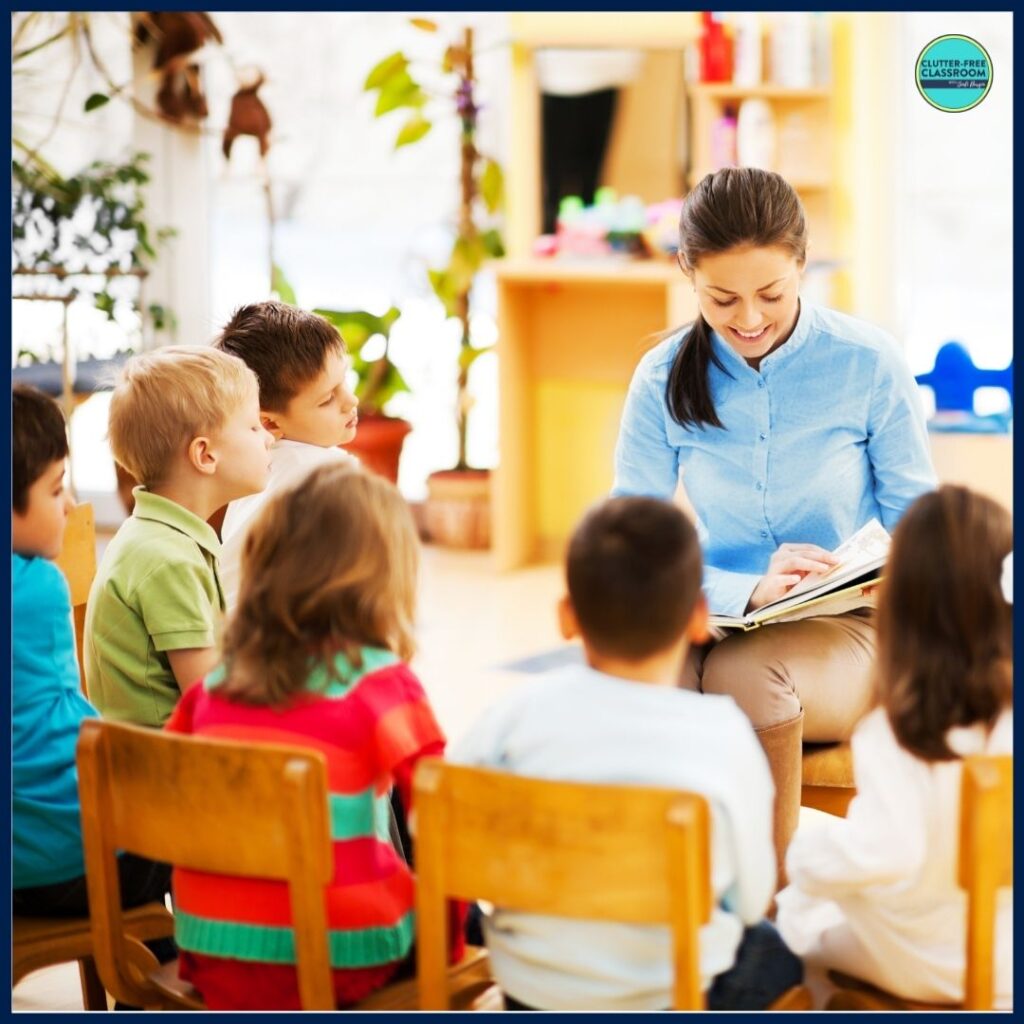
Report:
736,98,776,170
700,11,732,83
770,13,813,89
710,108,738,170
812,12,831,86
731,12,762,87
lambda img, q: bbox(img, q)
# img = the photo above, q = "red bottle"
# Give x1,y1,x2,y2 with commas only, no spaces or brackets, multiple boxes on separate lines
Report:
700,11,733,83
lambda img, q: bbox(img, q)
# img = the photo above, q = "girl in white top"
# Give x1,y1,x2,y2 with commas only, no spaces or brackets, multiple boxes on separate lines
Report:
776,484,1013,1008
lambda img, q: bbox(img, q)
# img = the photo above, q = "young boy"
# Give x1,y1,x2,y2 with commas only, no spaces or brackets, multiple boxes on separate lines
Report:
212,301,359,609
85,347,273,728
449,496,801,1011
12,385,171,930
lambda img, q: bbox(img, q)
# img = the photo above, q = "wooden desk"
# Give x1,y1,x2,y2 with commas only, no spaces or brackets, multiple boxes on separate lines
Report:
494,258,697,568
929,432,1013,512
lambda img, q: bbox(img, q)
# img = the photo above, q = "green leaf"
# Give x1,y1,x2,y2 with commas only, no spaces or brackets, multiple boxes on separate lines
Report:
395,115,431,149
458,344,494,373
479,158,504,214
271,264,297,305
84,93,110,113
428,269,461,320
409,17,438,31
314,307,401,353
364,52,408,91
481,228,505,259
448,234,485,290
374,70,426,116
94,290,116,320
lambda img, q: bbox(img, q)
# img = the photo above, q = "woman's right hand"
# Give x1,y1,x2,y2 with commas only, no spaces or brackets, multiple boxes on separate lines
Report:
746,543,840,613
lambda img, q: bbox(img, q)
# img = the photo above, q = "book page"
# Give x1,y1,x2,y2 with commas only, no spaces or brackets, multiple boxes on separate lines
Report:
783,518,890,600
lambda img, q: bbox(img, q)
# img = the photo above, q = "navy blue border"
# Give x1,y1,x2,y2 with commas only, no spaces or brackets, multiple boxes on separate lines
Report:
8,6,1019,1022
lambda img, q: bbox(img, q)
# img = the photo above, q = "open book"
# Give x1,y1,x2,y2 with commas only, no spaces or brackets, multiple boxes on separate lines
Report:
709,519,890,632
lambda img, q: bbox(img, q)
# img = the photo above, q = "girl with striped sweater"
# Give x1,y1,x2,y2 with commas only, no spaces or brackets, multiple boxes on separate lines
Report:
165,462,461,1009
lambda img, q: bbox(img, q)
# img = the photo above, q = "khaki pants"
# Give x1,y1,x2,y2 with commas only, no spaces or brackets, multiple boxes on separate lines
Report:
680,608,876,742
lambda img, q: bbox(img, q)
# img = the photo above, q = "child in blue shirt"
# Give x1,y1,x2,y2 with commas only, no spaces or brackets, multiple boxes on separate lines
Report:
12,385,172,945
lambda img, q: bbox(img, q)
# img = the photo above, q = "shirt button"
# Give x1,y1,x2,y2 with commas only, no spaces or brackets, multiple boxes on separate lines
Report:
757,379,765,389
760,529,769,538
756,482,763,491
759,432,767,441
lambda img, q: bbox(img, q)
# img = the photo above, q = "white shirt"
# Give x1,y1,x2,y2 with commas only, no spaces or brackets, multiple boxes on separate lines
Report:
219,439,355,610
777,706,1013,1008
448,663,776,1011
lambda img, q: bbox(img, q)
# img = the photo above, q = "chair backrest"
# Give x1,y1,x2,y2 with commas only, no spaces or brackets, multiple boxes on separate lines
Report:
412,758,712,1010
76,718,335,1010
53,501,96,695
959,754,1013,1010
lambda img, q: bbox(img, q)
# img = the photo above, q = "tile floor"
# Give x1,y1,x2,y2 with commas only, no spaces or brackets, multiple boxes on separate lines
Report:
13,544,834,1011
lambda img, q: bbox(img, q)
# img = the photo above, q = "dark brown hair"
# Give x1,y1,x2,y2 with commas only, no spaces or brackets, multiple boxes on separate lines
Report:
12,384,69,513
219,462,418,706
213,301,345,412
669,168,807,429
567,496,703,659
875,485,1013,762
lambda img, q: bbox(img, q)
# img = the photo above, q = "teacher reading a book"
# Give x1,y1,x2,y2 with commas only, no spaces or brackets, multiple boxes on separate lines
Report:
611,168,936,879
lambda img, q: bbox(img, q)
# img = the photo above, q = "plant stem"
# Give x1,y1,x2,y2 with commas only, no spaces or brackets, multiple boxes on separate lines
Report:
455,25,476,472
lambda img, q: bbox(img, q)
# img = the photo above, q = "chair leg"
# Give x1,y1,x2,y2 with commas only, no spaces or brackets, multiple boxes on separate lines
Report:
78,957,108,1011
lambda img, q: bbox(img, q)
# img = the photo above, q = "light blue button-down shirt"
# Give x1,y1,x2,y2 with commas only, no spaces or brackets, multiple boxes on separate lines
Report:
612,301,937,617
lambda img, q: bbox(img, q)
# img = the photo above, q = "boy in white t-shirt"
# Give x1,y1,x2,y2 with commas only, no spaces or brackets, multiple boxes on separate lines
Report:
450,496,801,1011
214,301,359,609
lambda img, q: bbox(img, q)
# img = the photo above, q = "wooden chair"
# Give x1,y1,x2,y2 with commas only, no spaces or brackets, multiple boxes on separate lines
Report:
76,719,490,1011
411,758,812,1011
827,754,1012,1011
52,501,97,696
801,742,855,817
12,503,172,1012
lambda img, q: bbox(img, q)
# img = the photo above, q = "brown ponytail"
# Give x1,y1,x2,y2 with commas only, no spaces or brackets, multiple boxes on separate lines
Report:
668,168,808,429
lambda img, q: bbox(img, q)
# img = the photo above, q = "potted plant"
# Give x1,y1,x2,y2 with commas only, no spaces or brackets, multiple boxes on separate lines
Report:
314,306,412,483
364,19,504,548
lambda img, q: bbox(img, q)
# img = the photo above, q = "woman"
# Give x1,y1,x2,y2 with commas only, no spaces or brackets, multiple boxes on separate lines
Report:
611,167,936,879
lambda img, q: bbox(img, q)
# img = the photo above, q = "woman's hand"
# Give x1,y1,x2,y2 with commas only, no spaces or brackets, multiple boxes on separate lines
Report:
746,543,840,613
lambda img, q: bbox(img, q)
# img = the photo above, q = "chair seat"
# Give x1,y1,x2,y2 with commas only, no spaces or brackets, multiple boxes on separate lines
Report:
148,960,206,1010
801,742,856,816
146,945,492,1012
826,970,960,1011
13,901,173,984
802,742,854,788
356,945,492,1010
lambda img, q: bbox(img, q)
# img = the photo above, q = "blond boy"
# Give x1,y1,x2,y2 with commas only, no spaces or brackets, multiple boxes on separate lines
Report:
85,346,273,727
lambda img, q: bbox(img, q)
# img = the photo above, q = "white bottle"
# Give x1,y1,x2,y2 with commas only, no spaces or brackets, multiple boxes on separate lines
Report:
771,13,813,89
812,12,832,87
736,98,776,171
732,12,763,87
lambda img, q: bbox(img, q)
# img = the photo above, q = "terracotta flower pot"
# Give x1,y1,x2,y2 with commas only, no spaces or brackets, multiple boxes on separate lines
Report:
341,413,413,484
424,468,491,550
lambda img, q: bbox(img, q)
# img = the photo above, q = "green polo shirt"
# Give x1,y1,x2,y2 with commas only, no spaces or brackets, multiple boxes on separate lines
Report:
84,488,225,728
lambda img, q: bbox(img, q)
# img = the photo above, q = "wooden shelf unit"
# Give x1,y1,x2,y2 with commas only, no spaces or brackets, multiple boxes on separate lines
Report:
493,258,697,569
686,83,837,268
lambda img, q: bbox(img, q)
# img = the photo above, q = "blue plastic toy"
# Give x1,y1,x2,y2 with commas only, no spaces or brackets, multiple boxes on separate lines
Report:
914,341,1012,433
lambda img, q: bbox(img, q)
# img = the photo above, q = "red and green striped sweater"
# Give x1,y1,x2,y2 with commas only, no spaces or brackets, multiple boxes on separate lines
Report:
164,646,450,1009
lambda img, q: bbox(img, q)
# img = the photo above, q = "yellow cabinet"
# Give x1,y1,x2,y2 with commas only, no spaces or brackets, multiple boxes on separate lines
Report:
494,258,697,568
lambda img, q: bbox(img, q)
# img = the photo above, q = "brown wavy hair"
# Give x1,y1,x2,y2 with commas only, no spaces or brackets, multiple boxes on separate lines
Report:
219,461,419,705
874,485,1012,761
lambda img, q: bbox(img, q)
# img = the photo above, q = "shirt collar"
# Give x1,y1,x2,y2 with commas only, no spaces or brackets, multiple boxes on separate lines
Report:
131,487,222,559
709,297,815,376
